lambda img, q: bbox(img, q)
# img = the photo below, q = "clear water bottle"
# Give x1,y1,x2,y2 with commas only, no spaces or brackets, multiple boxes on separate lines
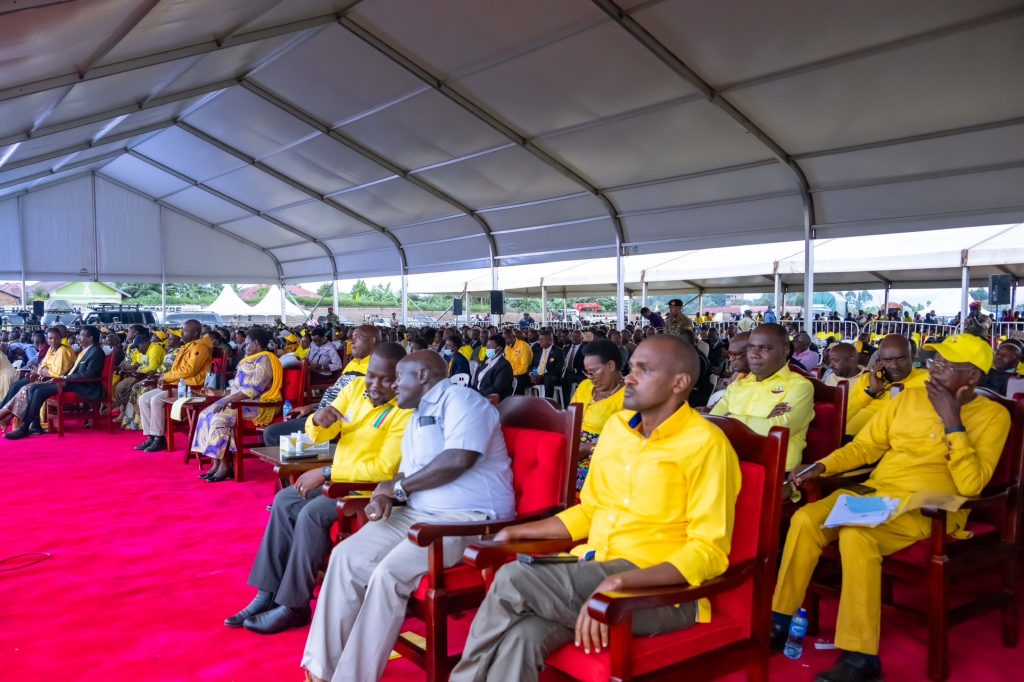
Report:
283,400,293,417
178,378,186,397
783,608,809,660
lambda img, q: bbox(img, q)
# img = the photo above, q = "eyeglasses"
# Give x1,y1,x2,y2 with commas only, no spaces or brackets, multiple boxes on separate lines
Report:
926,355,974,374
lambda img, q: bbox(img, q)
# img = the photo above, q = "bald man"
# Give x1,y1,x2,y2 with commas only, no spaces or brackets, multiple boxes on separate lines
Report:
822,342,865,388
302,351,515,682
450,336,742,682
846,334,928,436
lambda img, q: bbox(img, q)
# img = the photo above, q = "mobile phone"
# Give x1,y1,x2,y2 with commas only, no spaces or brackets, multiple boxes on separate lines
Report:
516,553,579,565
841,483,875,496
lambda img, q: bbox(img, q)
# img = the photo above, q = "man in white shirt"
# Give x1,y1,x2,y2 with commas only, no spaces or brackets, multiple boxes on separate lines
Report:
301,351,515,682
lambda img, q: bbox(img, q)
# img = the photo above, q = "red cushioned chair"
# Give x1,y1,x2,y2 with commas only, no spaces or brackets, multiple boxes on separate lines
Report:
804,376,848,465
465,416,788,682
807,389,1024,681
45,352,116,437
225,359,306,482
329,395,582,681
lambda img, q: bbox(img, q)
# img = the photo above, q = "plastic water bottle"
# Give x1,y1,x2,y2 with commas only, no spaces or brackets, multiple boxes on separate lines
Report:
783,608,809,660
283,400,293,417
178,379,186,397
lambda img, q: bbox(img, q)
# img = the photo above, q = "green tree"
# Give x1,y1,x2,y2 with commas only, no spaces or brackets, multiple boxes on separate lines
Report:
350,279,370,301
31,286,49,301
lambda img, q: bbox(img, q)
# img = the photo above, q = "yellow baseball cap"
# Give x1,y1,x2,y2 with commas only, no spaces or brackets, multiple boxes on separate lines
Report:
153,330,168,341
924,334,994,373
168,329,182,338
285,333,298,343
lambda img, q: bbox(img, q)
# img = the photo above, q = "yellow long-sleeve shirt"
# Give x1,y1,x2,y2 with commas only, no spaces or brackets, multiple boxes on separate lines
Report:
504,339,533,376
130,343,166,375
39,345,74,377
557,404,741,623
305,377,411,482
845,367,929,436
710,364,813,471
820,386,1010,531
162,337,213,386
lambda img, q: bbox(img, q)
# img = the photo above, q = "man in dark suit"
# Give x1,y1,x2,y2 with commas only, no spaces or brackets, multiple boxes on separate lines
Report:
528,329,564,399
559,330,586,407
5,325,106,440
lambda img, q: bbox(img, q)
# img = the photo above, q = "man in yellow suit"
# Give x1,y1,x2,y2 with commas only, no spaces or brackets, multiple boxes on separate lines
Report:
773,334,1009,682
503,328,533,396
845,334,928,436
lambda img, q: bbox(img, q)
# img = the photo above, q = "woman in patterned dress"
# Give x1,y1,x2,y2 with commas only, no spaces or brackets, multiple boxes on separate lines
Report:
193,327,282,482
568,340,626,496
120,338,180,432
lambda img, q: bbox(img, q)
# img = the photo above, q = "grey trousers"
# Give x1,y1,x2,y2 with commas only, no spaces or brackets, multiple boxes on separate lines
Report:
262,417,308,447
248,485,337,608
449,559,697,682
301,505,488,682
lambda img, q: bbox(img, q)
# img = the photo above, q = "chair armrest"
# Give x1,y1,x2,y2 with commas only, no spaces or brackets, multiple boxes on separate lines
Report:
323,481,379,498
337,495,372,517
231,399,284,408
805,466,875,501
408,507,564,546
587,561,756,626
54,376,101,385
464,538,586,570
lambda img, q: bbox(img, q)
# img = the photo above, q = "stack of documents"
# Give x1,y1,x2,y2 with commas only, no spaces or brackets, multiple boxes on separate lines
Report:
824,495,901,528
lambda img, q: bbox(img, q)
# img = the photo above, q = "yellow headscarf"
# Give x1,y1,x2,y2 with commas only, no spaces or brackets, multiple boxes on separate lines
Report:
244,351,284,426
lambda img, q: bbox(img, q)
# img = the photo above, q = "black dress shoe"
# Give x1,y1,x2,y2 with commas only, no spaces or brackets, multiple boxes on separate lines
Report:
143,436,167,452
814,651,883,682
770,620,789,653
28,424,46,435
243,605,311,634
225,591,276,628
3,426,30,440
207,468,234,482
134,436,155,451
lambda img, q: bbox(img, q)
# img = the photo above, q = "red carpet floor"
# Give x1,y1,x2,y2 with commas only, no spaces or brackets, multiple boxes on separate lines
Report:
1,427,1021,681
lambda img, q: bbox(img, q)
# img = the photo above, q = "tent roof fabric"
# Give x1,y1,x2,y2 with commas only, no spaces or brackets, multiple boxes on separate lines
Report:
248,284,306,317
205,285,254,317
0,0,1022,284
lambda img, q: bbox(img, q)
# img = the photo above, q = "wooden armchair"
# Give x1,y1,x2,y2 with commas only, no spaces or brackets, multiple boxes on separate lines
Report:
45,353,116,436
808,389,1024,681
465,416,788,681
227,360,307,482
337,396,580,681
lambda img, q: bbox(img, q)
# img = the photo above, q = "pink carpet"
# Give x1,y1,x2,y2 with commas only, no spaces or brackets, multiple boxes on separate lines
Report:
1,427,1020,681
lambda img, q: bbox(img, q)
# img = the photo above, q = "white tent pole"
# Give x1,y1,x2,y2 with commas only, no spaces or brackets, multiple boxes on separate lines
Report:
280,282,286,323
960,249,970,325
803,226,814,329
401,270,409,325
159,206,167,322
540,281,547,326
1012,278,1018,315
16,194,26,307
490,262,499,326
641,272,648,311
883,283,891,315
773,268,782,316
615,241,625,330
332,279,339,315
91,172,99,282
697,289,704,317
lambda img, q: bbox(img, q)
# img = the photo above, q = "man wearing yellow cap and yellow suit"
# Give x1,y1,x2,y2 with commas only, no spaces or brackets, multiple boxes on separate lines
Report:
772,333,1010,682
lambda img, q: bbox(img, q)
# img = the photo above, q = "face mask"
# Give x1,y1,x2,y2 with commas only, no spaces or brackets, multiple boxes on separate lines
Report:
485,349,497,360
229,341,237,349
72,344,81,352
441,349,453,358
102,345,113,356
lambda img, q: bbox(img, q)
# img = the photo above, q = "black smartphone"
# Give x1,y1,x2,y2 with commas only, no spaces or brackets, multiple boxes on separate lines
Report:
516,553,579,565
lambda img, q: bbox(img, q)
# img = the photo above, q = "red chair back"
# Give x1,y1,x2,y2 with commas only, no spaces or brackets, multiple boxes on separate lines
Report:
803,376,849,464
209,347,228,385
972,389,1024,530
705,416,788,638
281,359,309,406
497,396,582,515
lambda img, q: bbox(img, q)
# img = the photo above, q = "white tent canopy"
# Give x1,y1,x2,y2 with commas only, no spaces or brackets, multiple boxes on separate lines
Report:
0,0,1021,301
205,285,254,318
248,284,306,320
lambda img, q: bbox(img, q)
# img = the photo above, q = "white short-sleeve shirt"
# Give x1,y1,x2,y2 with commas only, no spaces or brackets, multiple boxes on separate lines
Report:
400,380,515,518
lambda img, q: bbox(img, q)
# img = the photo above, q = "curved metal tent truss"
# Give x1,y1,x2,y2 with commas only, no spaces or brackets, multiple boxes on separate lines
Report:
1,0,1022,325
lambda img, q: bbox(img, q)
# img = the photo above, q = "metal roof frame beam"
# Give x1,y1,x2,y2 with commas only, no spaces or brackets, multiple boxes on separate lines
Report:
337,15,628,254
175,121,407,271
0,119,173,174
127,148,339,280
0,147,123,192
239,80,499,266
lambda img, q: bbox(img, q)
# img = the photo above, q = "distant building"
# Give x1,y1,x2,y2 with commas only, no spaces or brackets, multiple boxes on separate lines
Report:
0,281,125,307
238,284,315,302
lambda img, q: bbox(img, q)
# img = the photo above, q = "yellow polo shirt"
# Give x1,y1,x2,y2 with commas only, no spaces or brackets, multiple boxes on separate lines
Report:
342,355,370,375
710,364,813,471
845,367,929,436
504,339,533,376
132,343,166,374
570,380,626,435
557,404,741,623
305,378,411,482
821,387,1009,532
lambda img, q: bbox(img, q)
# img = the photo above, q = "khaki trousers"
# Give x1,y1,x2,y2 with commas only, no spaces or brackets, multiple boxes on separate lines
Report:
771,490,930,655
301,506,487,682
137,388,168,436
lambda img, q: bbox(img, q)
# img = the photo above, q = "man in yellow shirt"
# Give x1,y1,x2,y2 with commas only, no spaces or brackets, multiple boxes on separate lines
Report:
503,328,533,395
711,323,814,471
228,343,411,635
450,336,741,682
135,320,213,452
773,334,1008,682
845,334,928,436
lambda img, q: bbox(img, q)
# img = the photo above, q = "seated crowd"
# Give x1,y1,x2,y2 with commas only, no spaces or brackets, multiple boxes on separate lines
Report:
0,306,1020,682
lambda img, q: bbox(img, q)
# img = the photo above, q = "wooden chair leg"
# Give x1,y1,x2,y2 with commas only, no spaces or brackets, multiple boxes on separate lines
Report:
164,403,175,450
806,591,820,637
927,557,950,681
1003,556,1019,647
57,403,64,437
425,596,448,682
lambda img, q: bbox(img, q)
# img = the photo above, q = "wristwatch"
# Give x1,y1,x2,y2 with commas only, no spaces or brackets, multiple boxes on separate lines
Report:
321,465,332,479
392,478,408,503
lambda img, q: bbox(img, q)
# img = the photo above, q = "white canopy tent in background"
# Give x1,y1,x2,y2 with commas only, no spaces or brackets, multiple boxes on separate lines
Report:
0,1,1022,327
248,284,307,322
204,284,254,319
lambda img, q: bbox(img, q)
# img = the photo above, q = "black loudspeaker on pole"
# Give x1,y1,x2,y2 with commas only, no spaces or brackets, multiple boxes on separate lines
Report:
489,290,504,315
989,274,1012,306
32,300,45,317
453,297,464,316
